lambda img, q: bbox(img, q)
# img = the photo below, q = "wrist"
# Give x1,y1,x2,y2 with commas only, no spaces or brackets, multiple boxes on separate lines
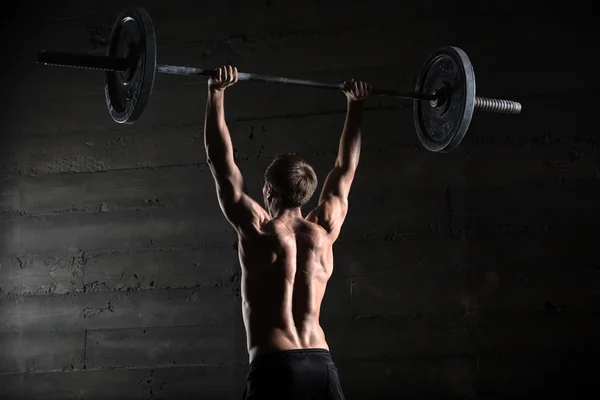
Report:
347,99,364,108
208,87,225,97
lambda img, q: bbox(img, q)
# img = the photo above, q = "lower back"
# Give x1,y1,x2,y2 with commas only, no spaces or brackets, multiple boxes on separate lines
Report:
245,313,329,362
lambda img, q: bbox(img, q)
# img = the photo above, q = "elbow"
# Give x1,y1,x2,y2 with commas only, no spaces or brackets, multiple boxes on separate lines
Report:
335,158,358,174
205,159,216,177
205,155,221,174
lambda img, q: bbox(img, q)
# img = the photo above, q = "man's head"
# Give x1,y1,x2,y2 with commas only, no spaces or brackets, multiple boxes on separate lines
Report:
263,153,318,217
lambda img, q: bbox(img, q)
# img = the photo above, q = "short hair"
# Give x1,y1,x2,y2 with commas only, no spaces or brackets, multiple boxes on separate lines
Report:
264,153,318,208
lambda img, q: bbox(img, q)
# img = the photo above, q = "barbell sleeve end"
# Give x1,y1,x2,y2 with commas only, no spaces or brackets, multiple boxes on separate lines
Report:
475,96,522,114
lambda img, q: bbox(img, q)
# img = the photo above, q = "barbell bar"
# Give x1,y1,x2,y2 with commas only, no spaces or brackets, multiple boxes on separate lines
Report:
36,50,437,101
35,7,522,153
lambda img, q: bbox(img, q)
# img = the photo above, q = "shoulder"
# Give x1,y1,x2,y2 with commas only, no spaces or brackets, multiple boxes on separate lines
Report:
300,219,332,247
303,218,328,235
233,197,271,239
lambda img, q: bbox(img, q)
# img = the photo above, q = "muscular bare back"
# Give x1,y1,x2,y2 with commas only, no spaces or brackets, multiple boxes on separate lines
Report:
203,65,370,397
239,216,333,362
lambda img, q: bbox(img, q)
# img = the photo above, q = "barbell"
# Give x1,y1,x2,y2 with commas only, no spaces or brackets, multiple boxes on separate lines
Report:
36,7,522,153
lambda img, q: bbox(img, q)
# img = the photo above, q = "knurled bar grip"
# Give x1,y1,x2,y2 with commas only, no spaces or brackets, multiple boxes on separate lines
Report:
37,50,520,114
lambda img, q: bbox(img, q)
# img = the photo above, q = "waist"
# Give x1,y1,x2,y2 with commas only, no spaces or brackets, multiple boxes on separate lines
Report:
246,323,328,361
249,348,333,369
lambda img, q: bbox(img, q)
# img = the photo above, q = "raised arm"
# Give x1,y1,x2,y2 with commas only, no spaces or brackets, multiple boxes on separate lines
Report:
204,65,268,237
307,79,371,240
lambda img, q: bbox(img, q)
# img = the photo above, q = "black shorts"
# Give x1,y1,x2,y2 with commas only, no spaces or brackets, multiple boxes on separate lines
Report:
241,348,345,399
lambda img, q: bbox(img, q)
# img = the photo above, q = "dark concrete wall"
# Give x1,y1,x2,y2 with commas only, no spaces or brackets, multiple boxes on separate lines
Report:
1,1,598,399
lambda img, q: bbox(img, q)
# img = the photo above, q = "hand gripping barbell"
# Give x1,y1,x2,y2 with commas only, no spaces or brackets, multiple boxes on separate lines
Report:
36,7,522,153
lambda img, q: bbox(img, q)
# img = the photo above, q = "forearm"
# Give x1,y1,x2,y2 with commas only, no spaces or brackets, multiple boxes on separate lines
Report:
204,89,234,171
335,100,363,172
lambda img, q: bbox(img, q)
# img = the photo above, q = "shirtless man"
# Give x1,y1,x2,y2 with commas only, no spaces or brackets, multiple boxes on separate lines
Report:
204,65,371,399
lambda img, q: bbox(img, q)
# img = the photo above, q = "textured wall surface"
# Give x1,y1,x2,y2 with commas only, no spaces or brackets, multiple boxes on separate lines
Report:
1,1,599,399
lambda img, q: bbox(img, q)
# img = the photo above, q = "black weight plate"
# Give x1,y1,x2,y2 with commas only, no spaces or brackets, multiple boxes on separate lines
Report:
413,46,475,152
104,7,156,124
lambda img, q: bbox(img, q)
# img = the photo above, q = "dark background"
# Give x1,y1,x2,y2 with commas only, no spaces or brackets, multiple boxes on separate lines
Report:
1,1,599,399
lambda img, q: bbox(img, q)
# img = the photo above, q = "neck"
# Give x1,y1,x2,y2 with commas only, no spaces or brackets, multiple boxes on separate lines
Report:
271,207,302,220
